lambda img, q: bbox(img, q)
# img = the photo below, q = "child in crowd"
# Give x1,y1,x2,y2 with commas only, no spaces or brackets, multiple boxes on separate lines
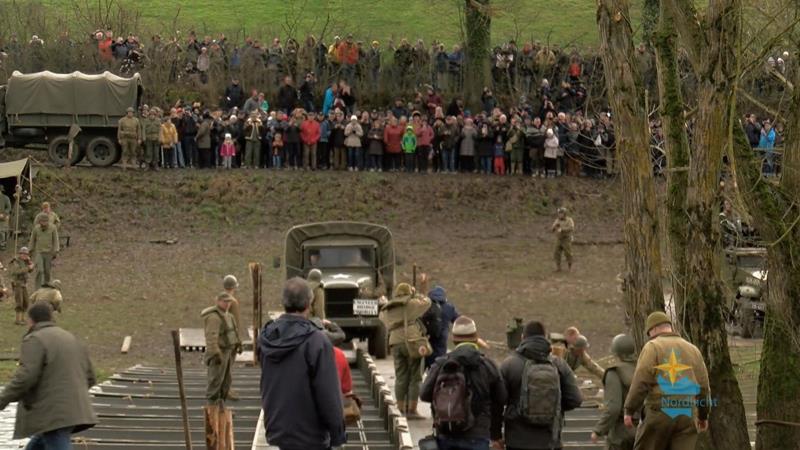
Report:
220,133,236,169
401,125,417,173
493,134,505,175
272,131,284,169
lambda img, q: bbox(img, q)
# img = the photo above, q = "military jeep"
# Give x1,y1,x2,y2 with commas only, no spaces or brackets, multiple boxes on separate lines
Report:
282,222,395,358
725,247,767,338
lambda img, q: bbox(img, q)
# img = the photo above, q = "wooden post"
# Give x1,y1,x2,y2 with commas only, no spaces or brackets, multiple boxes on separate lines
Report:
249,262,263,365
412,263,417,290
171,330,193,450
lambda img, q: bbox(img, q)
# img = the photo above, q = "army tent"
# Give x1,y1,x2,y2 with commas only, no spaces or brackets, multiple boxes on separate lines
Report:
0,158,33,250
5,71,141,117
284,222,396,290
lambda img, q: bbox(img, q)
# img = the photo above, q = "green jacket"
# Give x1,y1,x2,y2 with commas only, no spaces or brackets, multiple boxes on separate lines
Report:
28,224,60,254
0,322,97,439
142,117,161,141
593,357,637,445
31,286,63,312
0,194,11,223
202,305,240,362
401,133,417,154
8,257,33,284
379,294,430,347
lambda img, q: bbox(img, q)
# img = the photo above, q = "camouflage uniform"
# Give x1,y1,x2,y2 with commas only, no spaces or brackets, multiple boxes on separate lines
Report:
117,114,142,166
0,194,11,249
553,215,575,270
8,256,32,313
202,303,241,403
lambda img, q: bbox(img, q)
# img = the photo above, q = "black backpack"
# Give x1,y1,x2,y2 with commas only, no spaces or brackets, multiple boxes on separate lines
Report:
420,301,443,341
432,357,475,433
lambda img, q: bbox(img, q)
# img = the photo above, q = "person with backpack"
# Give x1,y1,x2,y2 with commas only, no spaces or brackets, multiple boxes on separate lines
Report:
378,279,432,419
423,285,460,369
591,334,637,450
420,316,507,450
500,320,583,450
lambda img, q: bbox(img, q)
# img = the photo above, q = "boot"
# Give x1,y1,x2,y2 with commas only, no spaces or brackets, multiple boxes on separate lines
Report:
396,400,406,414
15,312,24,325
406,401,425,420
226,389,240,401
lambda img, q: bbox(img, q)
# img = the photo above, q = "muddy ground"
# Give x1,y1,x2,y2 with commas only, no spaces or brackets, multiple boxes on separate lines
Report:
0,162,630,378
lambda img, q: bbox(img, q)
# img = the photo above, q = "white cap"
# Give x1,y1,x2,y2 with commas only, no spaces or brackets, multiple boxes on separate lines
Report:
350,115,358,121
224,133,232,139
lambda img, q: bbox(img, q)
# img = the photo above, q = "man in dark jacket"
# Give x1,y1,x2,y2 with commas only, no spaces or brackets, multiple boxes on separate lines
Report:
258,277,346,450
277,76,298,114
421,316,507,450
425,285,460,368
0,303,97,446
224,78,244,109
500,320,583,450
744,114,761,148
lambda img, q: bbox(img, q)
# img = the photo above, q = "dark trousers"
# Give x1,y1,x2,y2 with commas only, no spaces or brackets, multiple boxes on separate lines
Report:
417,145,430,171
404,153,416,172
388,153,401,171
286,142,300,168
198,147,212,168
182,137,198,167
438,437,490,450
25,427,73,450
318,141,330,168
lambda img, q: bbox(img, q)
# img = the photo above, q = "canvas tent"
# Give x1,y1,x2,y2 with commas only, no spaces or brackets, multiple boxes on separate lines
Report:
0,158,33,250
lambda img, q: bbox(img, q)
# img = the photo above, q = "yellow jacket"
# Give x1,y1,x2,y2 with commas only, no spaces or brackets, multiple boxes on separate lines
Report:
159,122,179,147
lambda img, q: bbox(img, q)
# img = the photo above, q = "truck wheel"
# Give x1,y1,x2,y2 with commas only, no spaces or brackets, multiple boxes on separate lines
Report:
86,136,120,167
738,304,755,338
48,135,84,167
368,322,388,359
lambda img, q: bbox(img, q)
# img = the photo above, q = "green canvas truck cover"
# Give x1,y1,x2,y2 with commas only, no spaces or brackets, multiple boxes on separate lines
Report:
5,71,140,117
284,221,395,288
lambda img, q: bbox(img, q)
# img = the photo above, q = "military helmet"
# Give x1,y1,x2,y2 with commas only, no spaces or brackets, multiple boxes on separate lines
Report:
126,106,134,113
395,282,413,297
574,335,589,349
308,269,322,283
222,275,238,290
610,334,635,357
49,279,62,290
19,247,29,255
557,207,567,214
645,311,672,333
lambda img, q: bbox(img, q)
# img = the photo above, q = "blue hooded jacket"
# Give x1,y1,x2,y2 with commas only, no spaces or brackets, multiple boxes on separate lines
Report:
425,286,460,367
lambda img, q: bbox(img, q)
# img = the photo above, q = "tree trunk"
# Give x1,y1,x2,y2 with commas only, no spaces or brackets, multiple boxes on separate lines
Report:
665,1,752,449
731,38,800,450
463,0,491,109
596,0,665,351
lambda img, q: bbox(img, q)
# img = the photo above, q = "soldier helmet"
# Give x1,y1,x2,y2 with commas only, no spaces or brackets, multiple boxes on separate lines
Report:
216,292,234,302
574,335,589,349
19,247,29,255
645,311,672,333
557,207,567,214
308,269,322,283
126,106,134,113
222,275,238,290
395,282,413,297
49,279,62,290
610,334,635,357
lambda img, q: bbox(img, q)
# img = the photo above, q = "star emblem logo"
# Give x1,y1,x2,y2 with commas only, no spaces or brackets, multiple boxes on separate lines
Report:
655,349,691,385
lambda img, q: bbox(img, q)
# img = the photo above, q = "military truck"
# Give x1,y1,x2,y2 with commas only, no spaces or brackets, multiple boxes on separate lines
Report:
282,222,395,358
725,247,767,338
0,70,142,167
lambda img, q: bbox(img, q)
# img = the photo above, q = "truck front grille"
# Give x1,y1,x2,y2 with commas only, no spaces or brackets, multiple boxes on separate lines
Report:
324,288,360,318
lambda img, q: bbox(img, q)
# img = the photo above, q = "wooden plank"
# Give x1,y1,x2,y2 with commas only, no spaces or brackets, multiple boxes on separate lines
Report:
120,336,132,354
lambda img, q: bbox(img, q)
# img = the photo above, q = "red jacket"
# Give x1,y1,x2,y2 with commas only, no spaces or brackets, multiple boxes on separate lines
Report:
300,119,321,145
383,124,404,153
337,43,359,65
414,123,434,147
98,39,113,62
333,347,352,394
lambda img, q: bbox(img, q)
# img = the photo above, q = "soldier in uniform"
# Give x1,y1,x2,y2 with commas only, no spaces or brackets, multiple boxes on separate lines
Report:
34,202,61,231
142,108,162,170
565,334,606,380
117,106,142,168
592,334,637,450
30,279,63,313
222,274,244,340
202,292,242,403
552,206,575,271
8,247,34,325
624,312,711,450
379,277,431,419
0,191,11,250
307,268,325,320
28,214,59,290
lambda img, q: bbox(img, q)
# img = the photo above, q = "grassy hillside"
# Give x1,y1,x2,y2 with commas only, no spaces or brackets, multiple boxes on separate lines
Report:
36,0,652,47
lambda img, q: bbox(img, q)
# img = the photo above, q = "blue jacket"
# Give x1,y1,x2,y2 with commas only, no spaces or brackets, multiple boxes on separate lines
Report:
319,119,332,143
425,286,460,368
759,128,776,149
322,88,335,116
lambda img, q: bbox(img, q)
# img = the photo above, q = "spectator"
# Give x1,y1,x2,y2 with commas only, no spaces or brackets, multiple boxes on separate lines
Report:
181,109,199,168
759,120,776,175
391,98,409,121
319,111,333,170
543,128,560,177
300,112,321,170
322,82,338,116
460,118,478,173
383,116,404,172
220,133,236,169
414,114,434,173
526,116,546,177
337,34,359,83
477,120,494,174
0,303,97,447
420,316,507,450
299,72,316,112
284,115,302,170
277,76,298,114
258,278,346,450
500,320,583,450
243,90,260,115
401,125,417,173
160,115,179,168
224,78,244,109
424,286,460,368
243,113,262,169
272,131,284,169
344,115,365,171
330,109,347,170
367,41,382,90
196,111,213,168
367,117,385,172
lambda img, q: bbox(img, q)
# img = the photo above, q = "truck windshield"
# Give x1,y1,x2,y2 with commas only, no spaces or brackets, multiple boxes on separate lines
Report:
306,247,374,268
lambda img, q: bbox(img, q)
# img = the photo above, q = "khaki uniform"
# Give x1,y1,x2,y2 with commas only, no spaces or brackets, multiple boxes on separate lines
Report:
379,294,431,403
28,224,59,290
117,116,142,166
0,194,11,249
553,216,575,269
202,305,241,403
624,333,710,450
566,347,606,379
34,211,61,231
310,281,326,320
594,357,637,450
226,293,245,341
30,286,63,312
8,257,32,313
142,117,162,166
